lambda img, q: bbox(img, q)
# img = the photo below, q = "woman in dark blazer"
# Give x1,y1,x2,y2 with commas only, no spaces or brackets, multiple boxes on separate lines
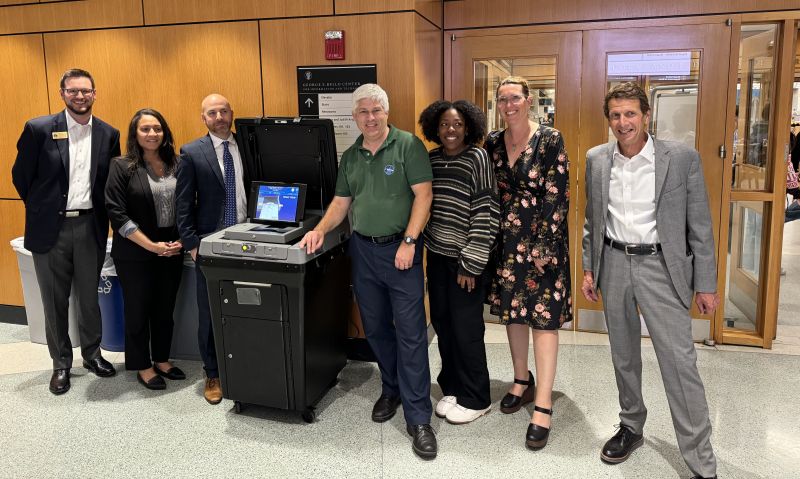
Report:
105,108,185,390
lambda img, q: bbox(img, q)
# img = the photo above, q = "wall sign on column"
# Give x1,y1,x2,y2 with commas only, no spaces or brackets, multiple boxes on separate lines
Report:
297,64,377,161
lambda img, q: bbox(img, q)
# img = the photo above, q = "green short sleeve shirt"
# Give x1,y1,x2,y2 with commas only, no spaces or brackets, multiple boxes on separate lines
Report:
335,126,432,237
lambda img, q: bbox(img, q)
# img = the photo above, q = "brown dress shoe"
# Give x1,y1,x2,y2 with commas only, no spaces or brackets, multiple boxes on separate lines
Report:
204,377,223,404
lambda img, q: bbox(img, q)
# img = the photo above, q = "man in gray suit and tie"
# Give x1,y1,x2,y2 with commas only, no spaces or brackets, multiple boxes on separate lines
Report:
581,82,718,479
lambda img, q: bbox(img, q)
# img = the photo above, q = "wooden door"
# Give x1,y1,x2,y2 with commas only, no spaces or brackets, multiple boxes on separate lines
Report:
577,23,732,341
449,30,582,328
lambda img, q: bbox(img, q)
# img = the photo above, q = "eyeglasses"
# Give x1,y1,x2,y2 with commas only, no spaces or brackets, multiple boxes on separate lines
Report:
496,94,526,105
62,88,95,97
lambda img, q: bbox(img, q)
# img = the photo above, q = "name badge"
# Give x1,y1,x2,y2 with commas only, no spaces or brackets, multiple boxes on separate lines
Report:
52,131,68,140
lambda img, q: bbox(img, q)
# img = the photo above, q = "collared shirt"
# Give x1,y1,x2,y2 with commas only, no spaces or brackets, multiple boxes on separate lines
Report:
64,112,93,210
335,125,432,237
209,133,247,224
605,134,659,244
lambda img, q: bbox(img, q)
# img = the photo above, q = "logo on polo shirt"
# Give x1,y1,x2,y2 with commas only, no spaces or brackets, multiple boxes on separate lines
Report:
384,165,395,176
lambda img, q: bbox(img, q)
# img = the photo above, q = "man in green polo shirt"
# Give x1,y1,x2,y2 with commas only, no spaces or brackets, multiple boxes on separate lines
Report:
299,83,436,459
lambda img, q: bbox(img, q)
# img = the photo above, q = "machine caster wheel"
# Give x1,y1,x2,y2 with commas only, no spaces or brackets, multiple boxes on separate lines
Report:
301,408,316,423
234,401,244,414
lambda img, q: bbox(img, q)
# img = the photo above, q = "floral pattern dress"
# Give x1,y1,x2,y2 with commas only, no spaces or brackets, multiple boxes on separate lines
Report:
486,125,572,329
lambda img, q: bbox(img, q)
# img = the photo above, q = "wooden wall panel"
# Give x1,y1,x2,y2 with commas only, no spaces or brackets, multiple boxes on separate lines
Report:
0,0,142,35
1,34,49,199
0,0,34,6
143,0,333,25
414,14,442,142
335,0,441,26
43,22,264,152
444,0,800,30
261,13,418,133
0,200,26,306
415,0,442,27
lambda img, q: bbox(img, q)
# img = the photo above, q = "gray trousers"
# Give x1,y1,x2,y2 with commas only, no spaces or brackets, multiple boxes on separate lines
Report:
32,214,104,369
599,244,716,478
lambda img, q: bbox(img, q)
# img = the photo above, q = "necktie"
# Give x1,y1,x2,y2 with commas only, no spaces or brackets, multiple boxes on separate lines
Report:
222,140,237,228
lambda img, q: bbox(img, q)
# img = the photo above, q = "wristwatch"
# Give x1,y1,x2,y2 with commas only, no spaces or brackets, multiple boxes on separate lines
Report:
403,235,417,245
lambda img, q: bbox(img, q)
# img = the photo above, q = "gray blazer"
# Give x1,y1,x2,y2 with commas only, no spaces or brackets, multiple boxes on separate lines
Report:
581,138,717,308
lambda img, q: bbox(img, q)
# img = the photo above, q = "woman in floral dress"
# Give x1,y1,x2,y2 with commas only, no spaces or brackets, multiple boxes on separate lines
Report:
486,76,572,449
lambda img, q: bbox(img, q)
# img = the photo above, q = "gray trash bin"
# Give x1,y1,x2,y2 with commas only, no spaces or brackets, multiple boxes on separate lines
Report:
11,237,80,346
170,253,200,360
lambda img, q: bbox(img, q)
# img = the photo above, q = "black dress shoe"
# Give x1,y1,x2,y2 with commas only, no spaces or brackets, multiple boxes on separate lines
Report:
49,369,70,395
601,424,643,463
525,405,553,449
137,372,166,390
500,370,535,414
406,424,437,459
83,356,116,377
371,394,402,422
153,364,186,380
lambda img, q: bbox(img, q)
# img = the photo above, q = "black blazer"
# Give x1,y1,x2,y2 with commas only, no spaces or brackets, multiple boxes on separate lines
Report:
12,110,121,254
175,134,249,252
105,157,180,261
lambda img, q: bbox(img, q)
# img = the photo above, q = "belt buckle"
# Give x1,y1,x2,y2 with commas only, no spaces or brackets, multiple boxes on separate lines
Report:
65,210,79,218
624,244,636,255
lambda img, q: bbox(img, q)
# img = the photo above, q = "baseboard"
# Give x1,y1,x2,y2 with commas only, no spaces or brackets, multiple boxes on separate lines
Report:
0,305,27,325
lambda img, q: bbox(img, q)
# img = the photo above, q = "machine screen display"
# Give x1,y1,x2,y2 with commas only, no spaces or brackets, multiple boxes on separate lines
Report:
250,182,307,224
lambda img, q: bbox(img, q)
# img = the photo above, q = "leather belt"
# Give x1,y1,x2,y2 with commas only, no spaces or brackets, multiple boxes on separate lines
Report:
604,236,662,256
354,231,403,245
64,208,93,218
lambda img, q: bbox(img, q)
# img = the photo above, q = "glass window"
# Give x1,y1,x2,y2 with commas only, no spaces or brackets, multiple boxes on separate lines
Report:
724,201,768,331
474,58,556,132
606,51,701,148
733,24,779,191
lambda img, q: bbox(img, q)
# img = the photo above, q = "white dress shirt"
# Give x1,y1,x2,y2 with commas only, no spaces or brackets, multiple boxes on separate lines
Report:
209,132,247,223
65,112,93,210
605,135,659,244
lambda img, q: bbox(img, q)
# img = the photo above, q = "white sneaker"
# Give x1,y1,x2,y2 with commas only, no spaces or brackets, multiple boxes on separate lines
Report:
435,395,457,418
445,403,490,424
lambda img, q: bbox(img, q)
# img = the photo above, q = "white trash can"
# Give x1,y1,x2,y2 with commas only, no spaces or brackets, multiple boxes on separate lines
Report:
10,237,80,346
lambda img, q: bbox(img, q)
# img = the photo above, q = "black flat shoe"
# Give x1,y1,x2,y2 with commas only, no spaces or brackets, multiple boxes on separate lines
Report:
154,364,186,380
500,370,535,414
406,424,437,459
49,368,70,395
525,405,552,449
371,394,402,423
137,372,166,390
83,356,116,377
601,424,643,464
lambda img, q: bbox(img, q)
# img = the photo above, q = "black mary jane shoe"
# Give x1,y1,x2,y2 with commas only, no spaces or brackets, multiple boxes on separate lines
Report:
137,372,166,390
500,370,535,414
153,364,186,380
525,405,552,449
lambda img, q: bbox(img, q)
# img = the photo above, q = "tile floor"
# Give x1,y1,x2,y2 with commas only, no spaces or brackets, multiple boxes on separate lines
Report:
1,322,798,479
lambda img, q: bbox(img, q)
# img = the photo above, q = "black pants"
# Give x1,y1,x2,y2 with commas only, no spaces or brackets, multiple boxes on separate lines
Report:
426,251,491,410
115,255,182,370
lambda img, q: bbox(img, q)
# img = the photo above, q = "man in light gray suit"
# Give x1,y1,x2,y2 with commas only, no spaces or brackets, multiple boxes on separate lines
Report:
581,82,719,479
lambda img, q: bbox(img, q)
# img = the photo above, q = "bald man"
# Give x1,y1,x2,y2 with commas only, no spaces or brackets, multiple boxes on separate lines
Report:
176,94,248,404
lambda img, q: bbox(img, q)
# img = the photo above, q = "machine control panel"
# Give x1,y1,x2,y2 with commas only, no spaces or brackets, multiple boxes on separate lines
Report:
212,241,289,260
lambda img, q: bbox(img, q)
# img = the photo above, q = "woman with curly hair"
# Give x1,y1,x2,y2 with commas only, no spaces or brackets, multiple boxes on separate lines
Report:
105,108,185,390
418,100,500,425
485,76,571,449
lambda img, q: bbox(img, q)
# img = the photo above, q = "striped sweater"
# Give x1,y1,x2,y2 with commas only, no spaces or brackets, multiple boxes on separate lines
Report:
423,145,500,276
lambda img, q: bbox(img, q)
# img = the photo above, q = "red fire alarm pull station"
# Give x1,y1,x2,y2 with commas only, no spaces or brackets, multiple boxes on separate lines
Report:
325,30,345,60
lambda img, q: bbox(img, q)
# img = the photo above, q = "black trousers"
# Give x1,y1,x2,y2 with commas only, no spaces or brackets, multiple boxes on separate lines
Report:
426,250,491,410
115,254,182,370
